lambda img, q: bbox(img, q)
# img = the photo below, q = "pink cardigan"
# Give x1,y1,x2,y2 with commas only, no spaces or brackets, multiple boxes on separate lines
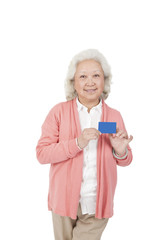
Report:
36,97,133,219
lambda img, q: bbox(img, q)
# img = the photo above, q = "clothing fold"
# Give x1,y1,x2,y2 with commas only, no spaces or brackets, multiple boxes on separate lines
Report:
36,97,133,219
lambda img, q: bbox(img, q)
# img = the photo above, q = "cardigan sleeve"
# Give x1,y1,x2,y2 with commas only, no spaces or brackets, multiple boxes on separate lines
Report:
36,105,82,164
113,112,133,167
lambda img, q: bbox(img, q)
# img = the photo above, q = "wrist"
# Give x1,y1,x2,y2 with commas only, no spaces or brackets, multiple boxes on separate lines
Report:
76,138,83,150
115,150,126,157
112,148,128,159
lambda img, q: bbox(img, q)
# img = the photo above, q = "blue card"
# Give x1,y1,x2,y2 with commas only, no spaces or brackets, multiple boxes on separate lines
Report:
98,122,117,134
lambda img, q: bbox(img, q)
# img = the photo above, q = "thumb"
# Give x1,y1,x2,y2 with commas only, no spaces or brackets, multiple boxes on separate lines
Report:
108,133,115,138
116,126,119,133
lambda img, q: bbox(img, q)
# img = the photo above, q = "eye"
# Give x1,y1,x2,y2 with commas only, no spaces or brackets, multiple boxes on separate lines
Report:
80,75,86,78
94,74,100,77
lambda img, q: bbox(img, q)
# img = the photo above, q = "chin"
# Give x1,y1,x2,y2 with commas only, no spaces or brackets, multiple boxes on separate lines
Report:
85,95,100,101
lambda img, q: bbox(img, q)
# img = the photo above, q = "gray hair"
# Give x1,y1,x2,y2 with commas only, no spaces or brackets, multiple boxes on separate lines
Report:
64,49,112,101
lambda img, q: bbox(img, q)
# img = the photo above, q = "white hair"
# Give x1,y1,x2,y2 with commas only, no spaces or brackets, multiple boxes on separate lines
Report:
64,48,112,101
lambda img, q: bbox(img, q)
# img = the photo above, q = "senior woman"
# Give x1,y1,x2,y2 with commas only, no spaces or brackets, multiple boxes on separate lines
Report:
36,49,133,240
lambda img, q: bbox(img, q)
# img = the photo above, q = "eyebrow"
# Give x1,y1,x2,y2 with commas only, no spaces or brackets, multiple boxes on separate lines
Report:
78,70,102,73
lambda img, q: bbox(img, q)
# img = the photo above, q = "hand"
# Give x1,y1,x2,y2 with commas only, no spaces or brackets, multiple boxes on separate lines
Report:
77,128,101,149
108,127,133,156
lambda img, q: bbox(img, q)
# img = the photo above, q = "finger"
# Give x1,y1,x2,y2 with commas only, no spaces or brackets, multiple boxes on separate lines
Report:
128,135,133,142
108,133,113,137
97,130,102,135
116,127,119,133
116,129,123,137
89,133,100,140
119,133,126,139
125,135,133,143
87,128,101,135
108,132,117,138
116,130,128,138
95,128,103,136
93,134,99,140
119,132,128,139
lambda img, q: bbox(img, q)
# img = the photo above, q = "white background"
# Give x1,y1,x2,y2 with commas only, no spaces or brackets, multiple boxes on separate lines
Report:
0,0,160,239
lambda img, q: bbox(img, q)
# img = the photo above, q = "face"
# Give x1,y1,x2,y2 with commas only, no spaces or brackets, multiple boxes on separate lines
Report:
74,59,104,105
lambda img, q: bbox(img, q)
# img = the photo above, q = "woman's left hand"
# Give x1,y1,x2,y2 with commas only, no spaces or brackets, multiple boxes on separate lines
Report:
108,127,133,156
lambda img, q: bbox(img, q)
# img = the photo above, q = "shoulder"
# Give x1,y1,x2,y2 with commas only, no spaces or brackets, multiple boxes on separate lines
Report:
46,99,73,121
103,101,121,118
49,99,72,112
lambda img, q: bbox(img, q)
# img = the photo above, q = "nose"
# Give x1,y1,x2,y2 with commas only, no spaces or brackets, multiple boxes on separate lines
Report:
86,75,95,85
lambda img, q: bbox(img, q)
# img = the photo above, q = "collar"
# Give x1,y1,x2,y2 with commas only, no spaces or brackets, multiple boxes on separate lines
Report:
76,96,102,113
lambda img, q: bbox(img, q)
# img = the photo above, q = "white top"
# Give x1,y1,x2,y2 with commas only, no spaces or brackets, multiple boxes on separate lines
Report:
75,97,102,215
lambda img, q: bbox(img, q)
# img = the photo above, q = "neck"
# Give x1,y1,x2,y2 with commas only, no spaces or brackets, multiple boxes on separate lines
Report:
78,97,100,113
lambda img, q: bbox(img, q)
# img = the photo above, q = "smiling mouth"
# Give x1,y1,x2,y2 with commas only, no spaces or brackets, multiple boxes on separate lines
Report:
84,89,97,93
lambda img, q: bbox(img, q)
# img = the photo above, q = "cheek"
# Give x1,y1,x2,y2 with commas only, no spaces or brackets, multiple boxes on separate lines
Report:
74,81,84,91
97,79,104,89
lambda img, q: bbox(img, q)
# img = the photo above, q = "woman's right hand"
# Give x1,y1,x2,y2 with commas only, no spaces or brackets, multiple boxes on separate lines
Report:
77,128,101,149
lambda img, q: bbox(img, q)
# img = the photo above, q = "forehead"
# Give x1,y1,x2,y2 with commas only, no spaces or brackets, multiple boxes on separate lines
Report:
76,59,103,73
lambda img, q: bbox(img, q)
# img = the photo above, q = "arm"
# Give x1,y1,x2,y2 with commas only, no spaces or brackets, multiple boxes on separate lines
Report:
36,106,82,164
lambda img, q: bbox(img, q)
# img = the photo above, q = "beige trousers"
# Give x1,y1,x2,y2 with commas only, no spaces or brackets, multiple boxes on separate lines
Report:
51,202,109,240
